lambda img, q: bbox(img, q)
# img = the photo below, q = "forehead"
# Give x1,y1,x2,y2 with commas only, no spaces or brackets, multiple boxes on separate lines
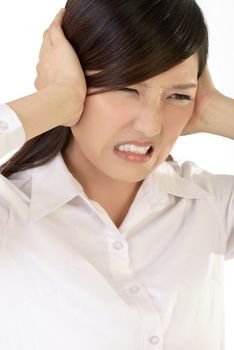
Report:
140,54,199,89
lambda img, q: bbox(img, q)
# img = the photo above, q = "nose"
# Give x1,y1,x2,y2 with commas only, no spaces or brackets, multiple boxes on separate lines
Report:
133,102,162,137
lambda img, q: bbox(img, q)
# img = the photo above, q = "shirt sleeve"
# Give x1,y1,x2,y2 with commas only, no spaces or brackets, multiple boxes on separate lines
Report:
0,103,26,158
181,161,234,261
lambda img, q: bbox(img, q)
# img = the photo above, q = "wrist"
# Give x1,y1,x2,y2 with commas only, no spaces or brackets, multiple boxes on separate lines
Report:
8,84,85,141
201,91,234,139
53,83,86,124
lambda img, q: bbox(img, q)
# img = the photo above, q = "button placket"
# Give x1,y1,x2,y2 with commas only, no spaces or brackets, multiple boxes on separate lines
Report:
108,235,163,348
126,286,163,349
107,236,131,279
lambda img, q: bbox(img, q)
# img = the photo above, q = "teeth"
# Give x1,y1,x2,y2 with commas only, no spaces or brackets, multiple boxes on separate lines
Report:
116,144,151,155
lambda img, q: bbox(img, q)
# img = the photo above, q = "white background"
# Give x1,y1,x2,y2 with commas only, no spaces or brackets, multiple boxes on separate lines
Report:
0,0,233,347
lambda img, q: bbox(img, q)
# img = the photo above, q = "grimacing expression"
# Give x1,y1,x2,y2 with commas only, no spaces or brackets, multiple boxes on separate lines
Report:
68,54,198,183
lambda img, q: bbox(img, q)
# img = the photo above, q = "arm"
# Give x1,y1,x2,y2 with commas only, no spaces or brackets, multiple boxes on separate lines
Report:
7,84,84,142
0,104,25,158
200,92,234,140
0,8,86,157
182,67,234,139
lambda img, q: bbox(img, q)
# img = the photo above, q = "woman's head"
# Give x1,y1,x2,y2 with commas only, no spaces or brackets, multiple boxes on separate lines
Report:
62,0,208,183
0,0,208,179
64,54,198,184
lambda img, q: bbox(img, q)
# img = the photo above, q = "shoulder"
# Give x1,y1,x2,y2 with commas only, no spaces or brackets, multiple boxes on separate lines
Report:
0,167,35,225
167,159,234,209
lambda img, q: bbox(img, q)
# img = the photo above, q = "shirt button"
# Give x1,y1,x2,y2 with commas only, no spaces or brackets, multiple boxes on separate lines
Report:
113,241,124,250
149,336,160,345
0,120,8,129
129,286,140,294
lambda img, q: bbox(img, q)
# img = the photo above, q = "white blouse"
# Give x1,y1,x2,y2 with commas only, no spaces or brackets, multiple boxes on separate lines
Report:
0,103,233,350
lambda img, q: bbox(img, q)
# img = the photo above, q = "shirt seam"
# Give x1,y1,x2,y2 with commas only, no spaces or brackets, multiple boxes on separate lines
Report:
206,196,227,257
0,206,10,259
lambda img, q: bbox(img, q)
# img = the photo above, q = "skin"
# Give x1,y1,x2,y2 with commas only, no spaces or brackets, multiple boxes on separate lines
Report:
62,55,198,226
8,9,87,142
13,9,232,227
33,10,209,227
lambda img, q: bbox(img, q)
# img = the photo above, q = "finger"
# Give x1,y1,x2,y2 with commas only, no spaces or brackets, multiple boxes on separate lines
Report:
43,8,65,38
43,29,49,40
34,76,43,91
50,8,65,29
39,31,52,56
36,63,40,74
48,8,66,43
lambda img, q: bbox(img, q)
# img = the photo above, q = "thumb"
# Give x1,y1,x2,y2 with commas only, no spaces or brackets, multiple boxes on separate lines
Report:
48,8,66,43
53,8,66,26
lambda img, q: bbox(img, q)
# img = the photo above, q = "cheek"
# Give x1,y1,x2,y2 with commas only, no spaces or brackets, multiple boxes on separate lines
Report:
164,104,194,132
70,95,133,146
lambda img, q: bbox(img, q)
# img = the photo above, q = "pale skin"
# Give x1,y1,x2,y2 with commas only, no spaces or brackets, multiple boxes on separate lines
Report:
7,9,87,141
6,9,234,227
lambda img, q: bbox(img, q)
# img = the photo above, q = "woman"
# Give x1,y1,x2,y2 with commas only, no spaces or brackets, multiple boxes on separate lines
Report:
0,1,233,349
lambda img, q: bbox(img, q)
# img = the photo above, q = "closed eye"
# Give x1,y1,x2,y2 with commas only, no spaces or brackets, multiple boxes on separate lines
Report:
118,89,193,101
119,87,139,95
169,93,193,101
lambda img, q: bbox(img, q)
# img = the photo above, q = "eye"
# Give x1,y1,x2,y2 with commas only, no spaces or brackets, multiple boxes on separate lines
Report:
119,87,139,95
169,93,193,101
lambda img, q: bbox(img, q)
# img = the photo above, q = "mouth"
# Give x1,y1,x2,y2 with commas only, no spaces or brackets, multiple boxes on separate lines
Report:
113,144,154,163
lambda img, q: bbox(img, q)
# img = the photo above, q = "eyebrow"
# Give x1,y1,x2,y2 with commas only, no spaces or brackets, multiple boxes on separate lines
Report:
170,83,197,89
138,82,197,90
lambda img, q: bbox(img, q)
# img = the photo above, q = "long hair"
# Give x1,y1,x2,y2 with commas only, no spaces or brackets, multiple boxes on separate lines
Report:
0,0,208,178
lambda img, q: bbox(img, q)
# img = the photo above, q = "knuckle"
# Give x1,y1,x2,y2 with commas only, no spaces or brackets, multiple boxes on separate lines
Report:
42,28,51,46
44,28,49,35
34,77,39,89
43,29,48,38
48,27,58,43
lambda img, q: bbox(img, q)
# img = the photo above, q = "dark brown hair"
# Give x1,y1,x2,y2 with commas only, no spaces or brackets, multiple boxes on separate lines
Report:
0,0,208,177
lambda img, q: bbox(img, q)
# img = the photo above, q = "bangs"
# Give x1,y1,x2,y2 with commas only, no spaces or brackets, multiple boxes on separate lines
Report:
63,0,208,94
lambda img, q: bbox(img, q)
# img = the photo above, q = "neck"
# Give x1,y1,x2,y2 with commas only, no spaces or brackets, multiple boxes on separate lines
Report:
62,144,142,227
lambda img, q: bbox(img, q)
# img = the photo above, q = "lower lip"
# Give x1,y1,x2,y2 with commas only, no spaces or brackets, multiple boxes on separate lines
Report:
113,149,153,163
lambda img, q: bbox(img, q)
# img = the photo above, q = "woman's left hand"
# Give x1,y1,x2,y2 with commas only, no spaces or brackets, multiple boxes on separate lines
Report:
181,66,218,136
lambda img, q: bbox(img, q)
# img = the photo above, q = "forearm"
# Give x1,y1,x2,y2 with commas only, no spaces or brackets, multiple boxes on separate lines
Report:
201,92,234,140
7,84,84,142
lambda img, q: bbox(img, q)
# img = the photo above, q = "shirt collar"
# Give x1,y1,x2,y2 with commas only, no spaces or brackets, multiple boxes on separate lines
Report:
29,152,86,223
148,161,215,200
28,152,214,224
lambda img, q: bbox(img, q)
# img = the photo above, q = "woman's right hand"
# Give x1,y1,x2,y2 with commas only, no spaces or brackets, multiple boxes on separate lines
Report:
7,9,87,141
34,8,87,127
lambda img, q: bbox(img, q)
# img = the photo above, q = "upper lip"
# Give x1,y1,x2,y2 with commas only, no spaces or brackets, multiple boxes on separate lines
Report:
115,140,154,148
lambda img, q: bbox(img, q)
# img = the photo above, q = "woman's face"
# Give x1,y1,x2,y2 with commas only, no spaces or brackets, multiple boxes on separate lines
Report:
66,54,198,183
